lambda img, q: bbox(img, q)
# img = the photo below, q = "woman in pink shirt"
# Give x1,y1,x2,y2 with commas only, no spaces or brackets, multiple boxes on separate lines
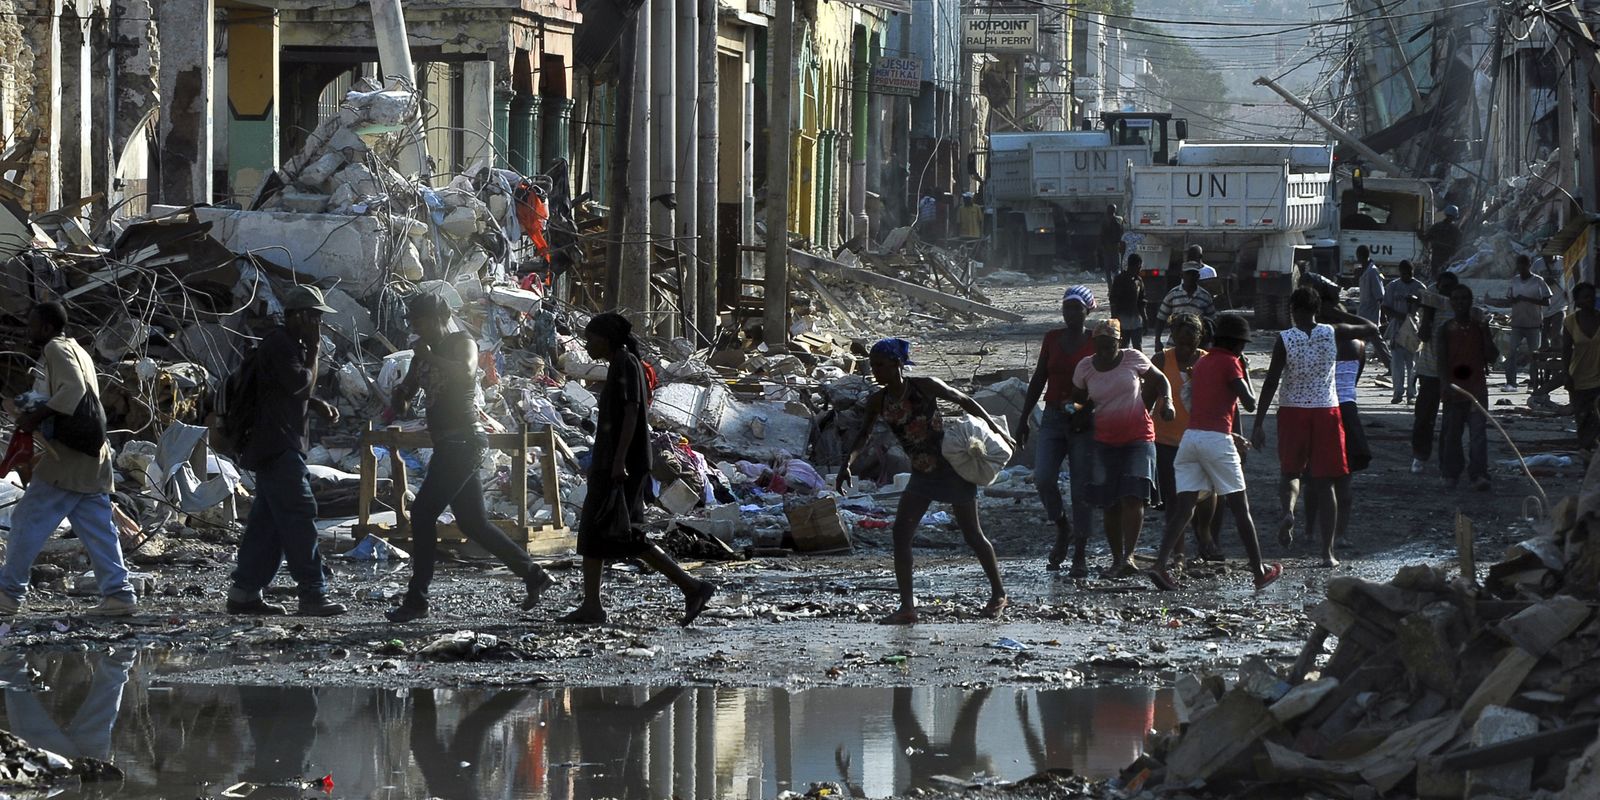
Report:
1072,319,1175,577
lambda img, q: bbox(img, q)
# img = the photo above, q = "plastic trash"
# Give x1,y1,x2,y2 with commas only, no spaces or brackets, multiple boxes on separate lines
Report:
940,414,1015,486
340,534,410,561
992,637,1030,651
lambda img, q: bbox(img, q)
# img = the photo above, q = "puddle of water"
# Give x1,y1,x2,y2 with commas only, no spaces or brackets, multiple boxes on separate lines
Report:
0,650,1172,799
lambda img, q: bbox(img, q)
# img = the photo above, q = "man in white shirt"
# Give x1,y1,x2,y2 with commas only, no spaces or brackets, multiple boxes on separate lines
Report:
1355,245,1392,371
1504,254,1553,389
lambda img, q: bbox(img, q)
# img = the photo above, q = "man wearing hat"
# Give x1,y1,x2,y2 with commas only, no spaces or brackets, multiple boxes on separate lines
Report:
1151,246,1218,346
228,285,347,617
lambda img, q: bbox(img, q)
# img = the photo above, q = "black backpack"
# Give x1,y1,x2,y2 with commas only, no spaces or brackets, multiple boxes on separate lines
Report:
215,344,262,458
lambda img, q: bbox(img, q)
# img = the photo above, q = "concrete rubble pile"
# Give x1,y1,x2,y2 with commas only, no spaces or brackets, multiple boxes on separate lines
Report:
1118,464,1600,799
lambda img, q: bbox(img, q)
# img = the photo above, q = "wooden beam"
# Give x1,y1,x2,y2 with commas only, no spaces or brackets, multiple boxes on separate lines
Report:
789,248,1023,323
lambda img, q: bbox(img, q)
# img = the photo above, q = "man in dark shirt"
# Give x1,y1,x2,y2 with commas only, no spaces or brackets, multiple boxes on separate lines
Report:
1109,253,1147,351
1435,284,1498,492
1425,205,1462,272
228,285,346,616
1100,204,1126,287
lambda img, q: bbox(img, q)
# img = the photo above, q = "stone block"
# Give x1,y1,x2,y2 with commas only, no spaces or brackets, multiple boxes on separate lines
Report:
1467,705,1539,798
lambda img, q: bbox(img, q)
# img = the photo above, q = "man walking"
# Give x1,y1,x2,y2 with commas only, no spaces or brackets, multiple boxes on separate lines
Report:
1437,284,1499,491
1410,271,1458,473
1151,249,1217,346
1,302,137,616
1250,288,1377,567
1383,259,1425,404
1503,254,1552,389
1109,253,1147,351
227,286,347,616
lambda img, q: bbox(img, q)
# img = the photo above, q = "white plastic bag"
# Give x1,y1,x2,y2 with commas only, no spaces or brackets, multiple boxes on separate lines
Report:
940,414,1014,486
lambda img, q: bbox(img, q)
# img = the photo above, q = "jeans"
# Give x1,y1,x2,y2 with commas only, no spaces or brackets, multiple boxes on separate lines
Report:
233,450,327,598
1390,348,1417,401
406,437,539,604
1120,325,1144,353
0,481,133,603
1505,326,1541,385
1440,400,1488,482
1412,376,1441,460
1032,408,1094,534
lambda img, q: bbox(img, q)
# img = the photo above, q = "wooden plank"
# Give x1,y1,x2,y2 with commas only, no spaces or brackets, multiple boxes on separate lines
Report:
1461,648,1540,724
1439,720,1600,771
359,429,533,449
515,427,528,532
789,248,1024,323
1457,512,1477,584
357,422,376,534
388,427,410,541
799,271,864,335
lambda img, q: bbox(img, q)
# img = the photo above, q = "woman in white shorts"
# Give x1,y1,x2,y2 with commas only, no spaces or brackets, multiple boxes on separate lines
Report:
1147,314,1282,591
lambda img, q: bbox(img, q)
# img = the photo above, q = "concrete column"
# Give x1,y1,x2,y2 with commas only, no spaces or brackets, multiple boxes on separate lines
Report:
620,0,654,323
510,93,534,174
62,11,92,205
157,0,215,205
651,0,677,333
541,97,573,170
462,61,496,168
225,7,279,203
849,29,869,240
527,95,543,174
695,0,719,336
677,0,699,336
494,87,512,169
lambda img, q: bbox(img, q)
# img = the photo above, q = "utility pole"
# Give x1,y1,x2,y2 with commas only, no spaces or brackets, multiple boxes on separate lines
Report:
678,0,699,337
369,0,428,179
697,0,720,337
621,0,654,323
652,0,677,335
1254,75,1407,176
764,2,794,349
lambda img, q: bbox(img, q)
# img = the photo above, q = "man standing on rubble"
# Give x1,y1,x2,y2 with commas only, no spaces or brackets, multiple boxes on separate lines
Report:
227,286,346,617
1,302,137,617
1100,204,1126,287
1503,254,1552,390
1425,205,1462,272
1250,288,1377,567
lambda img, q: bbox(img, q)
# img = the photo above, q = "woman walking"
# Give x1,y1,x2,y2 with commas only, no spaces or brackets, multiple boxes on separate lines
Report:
1072,319,1175,577
385,294,554,622
837,338,1010,624
1015,286,1098,576
1152,313,1223,562
559,312,716,626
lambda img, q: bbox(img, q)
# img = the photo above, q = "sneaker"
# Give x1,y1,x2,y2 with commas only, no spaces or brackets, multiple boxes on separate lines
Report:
520,570,554,612
1411,458,1425,474
0,593,19,616
1254,563,1284,591
1390,396,1403,405
297,595,347,617
83,596,137,617
226,587,287,616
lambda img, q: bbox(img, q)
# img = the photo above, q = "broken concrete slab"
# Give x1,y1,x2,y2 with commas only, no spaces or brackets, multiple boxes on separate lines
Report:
1467,705,1539,798
789,248,1025,323
1270,677,1340,723
1165,688,1277,785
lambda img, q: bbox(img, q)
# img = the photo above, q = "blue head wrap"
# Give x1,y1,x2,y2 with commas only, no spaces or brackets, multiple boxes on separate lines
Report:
870,338,914,365
1062,285,1097,311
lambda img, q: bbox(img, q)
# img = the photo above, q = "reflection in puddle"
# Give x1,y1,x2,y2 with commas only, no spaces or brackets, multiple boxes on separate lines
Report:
0,650,1172,798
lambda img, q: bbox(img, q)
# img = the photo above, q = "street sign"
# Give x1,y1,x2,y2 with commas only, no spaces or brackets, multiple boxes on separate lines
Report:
872,56,923,97
962,14,1039,53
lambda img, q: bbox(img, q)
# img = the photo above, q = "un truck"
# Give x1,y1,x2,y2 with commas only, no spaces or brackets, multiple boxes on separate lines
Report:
1333,175,1434,284
1126,141,1335,329
985,112,1184,272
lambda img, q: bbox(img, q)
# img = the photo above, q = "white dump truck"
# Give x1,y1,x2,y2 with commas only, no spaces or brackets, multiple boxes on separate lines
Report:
985,112,1185,272
1126,141,1335,328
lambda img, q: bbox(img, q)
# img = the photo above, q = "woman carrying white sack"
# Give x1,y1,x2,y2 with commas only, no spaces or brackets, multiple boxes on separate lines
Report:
836,338,1012,625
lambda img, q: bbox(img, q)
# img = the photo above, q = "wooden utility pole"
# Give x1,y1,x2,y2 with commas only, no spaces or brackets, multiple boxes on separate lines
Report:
697,0,720,337
1254,75,1407,176
621,0,654,322
764,4,794,349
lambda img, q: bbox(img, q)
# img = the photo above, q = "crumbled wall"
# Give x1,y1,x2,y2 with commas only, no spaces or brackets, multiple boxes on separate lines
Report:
113,0,159,161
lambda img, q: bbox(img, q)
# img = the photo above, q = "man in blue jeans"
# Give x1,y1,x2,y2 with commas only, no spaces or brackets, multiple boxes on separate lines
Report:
227,286,346,616
1,302,137,617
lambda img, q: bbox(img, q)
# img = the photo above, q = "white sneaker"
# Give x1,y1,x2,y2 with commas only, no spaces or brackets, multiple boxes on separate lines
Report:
83,597,137,617
1411,458,1425,474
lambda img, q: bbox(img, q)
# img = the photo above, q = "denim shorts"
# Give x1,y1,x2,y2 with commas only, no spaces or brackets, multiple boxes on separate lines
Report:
1091,440,1158,508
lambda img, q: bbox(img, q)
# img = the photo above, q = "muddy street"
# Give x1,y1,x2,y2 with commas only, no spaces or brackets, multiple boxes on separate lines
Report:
0,276,1579,799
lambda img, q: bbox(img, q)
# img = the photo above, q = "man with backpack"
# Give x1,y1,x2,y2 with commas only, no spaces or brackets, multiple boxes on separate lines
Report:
1,302,137,616
226,286,346,616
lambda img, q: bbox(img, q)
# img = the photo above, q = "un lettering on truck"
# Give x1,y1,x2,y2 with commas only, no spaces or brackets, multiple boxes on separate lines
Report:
1129,167,1330,232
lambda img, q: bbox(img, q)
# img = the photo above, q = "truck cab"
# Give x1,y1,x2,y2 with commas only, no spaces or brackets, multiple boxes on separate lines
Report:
1101,112,1184,166
1335,175,1432,285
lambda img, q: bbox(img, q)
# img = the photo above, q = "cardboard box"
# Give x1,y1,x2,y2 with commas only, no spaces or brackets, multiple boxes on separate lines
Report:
785,497,853,553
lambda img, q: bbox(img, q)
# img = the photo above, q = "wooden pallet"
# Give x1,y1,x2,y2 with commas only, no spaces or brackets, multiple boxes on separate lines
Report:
354,424,573,556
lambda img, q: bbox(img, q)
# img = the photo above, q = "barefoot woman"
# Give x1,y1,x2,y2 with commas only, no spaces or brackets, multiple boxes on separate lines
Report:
837,338,1010,624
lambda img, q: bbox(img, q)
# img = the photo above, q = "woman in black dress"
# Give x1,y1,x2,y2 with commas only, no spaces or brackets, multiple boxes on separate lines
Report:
385,294,554,622
559,313,716,626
